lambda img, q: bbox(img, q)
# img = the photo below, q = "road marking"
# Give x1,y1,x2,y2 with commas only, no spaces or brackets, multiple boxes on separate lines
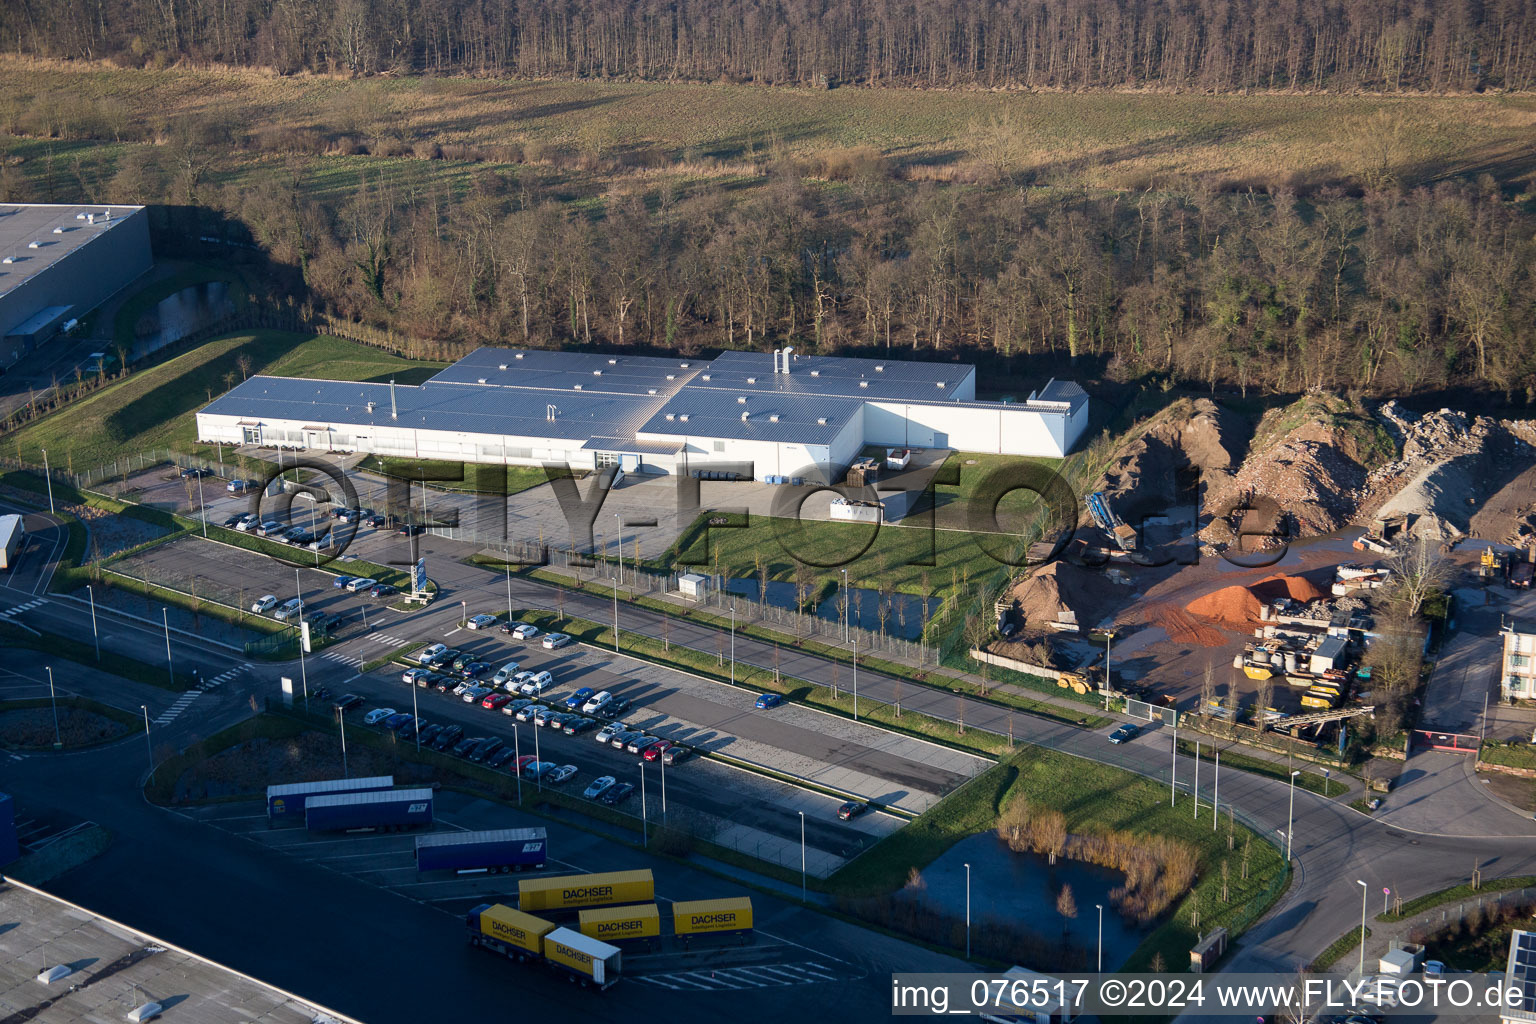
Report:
154,690,202,725
371,634,410,647
6,752,23,762
321,651,364,668
201,666,243,691
0,598,46,620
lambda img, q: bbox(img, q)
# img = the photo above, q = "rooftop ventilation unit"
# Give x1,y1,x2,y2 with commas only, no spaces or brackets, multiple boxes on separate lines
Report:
680,362,690,367
701,374,711,381
75,213,86,220
477,377,487,384
515,352,525,359
817,416,829,425
666,374,676,380
608,358,618,364
365,401,376,413
737,396,747,404
746,376,756,384
781,346,795,372
127,1002,163,1022
665,413,675,421
741,411,749,421
389,379,398,419
936,381,946,388
769,414,780,423
573,383,583,390
498,363,508,370
810,370,820,376
36,965,74,984
648,388,657,395
875,364,885,371
593,369,602,375
27,241,40,248
679,413,689,422
52,226,63,234
2,257,15,264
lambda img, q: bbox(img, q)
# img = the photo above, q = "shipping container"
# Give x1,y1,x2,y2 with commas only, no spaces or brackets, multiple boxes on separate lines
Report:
672,897,754,936
305,788,433,831
542,926,622,989
467,902,555,957
416,827,547,873
266,775,393,820
578,903,660,942
518,869,654,912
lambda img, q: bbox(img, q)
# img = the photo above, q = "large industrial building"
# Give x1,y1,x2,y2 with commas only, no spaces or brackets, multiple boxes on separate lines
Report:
0,203,152,367
196,346,1088,482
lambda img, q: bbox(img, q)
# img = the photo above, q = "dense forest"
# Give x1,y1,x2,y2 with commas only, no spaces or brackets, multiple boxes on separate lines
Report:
146,164,1532,399
4,0,1535,92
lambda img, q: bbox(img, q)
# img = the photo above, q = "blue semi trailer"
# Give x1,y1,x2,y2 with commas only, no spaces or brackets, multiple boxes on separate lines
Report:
305,788,434,831
266,775,394,821
415,827,547,873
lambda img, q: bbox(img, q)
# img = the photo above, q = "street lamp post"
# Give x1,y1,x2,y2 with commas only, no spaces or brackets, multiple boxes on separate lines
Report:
964,861,972,959
505,562,513,622
45,667,60,748
729,602,735,685
1193,738,1200,818
139,705,153,776
1095,904,1104,972
336,705,349,777
660,749,667,816
1212,748,1220,832
1356,879,1369,977
614,513,623,586
197,472,208,538
294,567,308,701
86,584,100,660
534,720,541,792
40,448,55,514
513,725,522,804
162,609,174,689
609,575,619,654
1286,770,1301,861
798,811,806,902
840,569,849,641
411,679,420,752
638,761,647,848
1170,724,1177,806
851,637,859,720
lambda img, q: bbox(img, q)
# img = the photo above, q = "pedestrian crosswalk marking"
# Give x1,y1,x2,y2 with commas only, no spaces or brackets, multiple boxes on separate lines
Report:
631,962,838,991
154,690,201,725
0,598,45,620
201,666,242,691
370,633,409,647
321,651,364,667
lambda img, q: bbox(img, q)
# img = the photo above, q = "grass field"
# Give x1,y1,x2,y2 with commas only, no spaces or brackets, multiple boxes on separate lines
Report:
5,331,445,470
4,58,1534,207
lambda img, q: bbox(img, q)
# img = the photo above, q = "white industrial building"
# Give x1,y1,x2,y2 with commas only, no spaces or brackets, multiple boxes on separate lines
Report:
0,204,152,367
196,346,1088,483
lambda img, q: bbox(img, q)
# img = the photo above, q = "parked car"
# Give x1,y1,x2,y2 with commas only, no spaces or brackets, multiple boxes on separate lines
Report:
627,736,662,755
609,730,642,750
304,611,333,632
541,632,573,650
467,613,497,630
416,724,443,746
180,466,212,478
234,514,259,531
250,594,277,614
595,722,628,744
524,761,558,780
397,523,424,536
345,577,378,593
461,685,492,703
451,653,476,673
501,698,534,717
431,725,463,751
505,671,535,693
1108,724,1139,744
660,745,692,766
401,667,430,686
363,708,397,725
366,514,386,528
533,707,559,728
562,717,596,736
563,687,596,711
515,703,543,723
503,622,539,640
838,801,869,821
603,697,632,716
281,526,307,542
487,748,519,770
482,693,512,711
389,714,419,734
642,740,673,762
433,676,456,694
755,693,785,709
451,736,483,757
426,648,461,669
582,776,616,800
417,643,447,665
581,690,613,714
226,478,255,493
418,672,448,689
452,680,474,696
273,598,305,621
468,738,504,762
332,694,364,712
492,662,523,686
547,764,578,784
519,671,555,696
513,755,538,774
381,712,412,730
257,520,284,536
333,575,356,590
600,782,635,806
460,661,492,679
221,514,243,528
370,584,398,599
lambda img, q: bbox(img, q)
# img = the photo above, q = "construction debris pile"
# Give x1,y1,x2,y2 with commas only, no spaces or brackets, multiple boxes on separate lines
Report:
1002,560,1125,635
1184,573,1328,629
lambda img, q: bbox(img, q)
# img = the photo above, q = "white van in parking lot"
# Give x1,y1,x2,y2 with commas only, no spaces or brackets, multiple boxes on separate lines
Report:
273,598,304,621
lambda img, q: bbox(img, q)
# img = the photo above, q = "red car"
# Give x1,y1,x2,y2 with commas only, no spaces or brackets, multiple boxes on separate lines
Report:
482,693,512,710
513,754,537,773
642,740,674,762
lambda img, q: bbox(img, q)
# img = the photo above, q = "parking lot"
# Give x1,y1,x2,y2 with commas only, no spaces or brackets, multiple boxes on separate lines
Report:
177,790,866,991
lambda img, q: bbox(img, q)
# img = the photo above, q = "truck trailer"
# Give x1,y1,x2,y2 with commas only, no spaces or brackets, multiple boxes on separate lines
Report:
305,788,433,831
467,904,622,989
0,514,22,571
518,869,654,913
578,903,660,943
266,775,393,821
672,896,754,936
416,827,547,873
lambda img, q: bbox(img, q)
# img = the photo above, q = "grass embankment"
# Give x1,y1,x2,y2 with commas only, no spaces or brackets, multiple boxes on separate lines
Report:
1309,925,1372,972
829,747,1290,972
4,59,1534,198
1377,875,1536,923
511,567,1110,728
5,330,445,470
0,696,141,749
1479,742,1536,771
1176,739,1349,798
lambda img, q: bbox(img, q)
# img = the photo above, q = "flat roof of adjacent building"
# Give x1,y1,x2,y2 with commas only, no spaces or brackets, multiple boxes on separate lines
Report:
0,204,145,300
0,879,361,1024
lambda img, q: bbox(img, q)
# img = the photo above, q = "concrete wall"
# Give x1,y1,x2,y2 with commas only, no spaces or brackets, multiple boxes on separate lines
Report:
864,400,1070,456
0,209,151,357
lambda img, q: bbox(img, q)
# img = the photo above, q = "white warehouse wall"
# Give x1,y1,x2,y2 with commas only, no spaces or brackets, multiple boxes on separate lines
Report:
863,401,1067,457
